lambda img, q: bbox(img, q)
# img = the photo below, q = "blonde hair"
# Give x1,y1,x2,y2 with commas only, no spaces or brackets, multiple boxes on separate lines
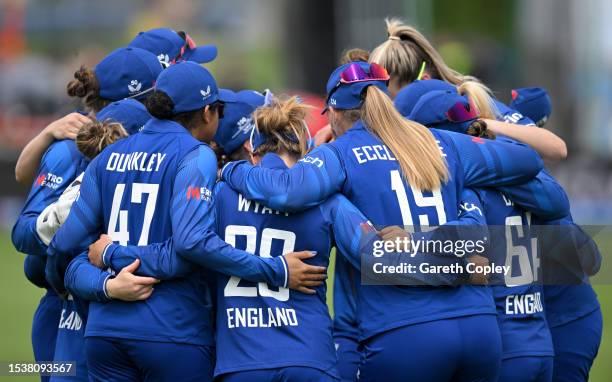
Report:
349,86,449,190
457,81,498,120
76,120,128,159
253,96,310,159
370,18,498,118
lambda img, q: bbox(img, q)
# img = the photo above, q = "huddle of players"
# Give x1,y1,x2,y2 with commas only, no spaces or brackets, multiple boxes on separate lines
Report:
12,19,601,382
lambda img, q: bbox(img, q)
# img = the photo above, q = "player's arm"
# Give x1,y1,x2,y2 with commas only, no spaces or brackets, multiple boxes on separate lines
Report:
46,161,103,293
12,142,81,257
64,252,112,302
442,130,544,187
173,146,326,292
497,169,570,220
324,194,481,286
540,216,602,279
15,113,90,185
23,255,49,289
483,119,567,162
65,252,156,302
90,236,193,280
221,144,346,212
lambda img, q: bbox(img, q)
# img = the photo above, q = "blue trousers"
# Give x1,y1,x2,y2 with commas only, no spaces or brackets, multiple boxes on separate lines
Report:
359,314,502,382
550,308,602,382
334,335,360,382
499,356,553,382
86,337,214,382
50,298,87,381
220,367,338,382
32,290,62,382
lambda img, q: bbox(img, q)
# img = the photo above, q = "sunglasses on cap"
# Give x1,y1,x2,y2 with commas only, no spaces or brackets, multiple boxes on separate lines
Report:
325,63,390,110
445,98,479,123
171,31,198,65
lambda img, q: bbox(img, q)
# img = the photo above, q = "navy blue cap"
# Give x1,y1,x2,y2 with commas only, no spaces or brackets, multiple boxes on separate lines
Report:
97,99,152,135
129,28,217,67
214,89,265,154
510,87,552,126
394,79,456,117
409,90,478,134
324,62,388,112
155,61,233,114
94,47,163,101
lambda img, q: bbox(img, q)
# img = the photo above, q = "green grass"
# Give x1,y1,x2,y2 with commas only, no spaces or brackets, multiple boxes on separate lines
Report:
0,232,610,380
0,232,43,381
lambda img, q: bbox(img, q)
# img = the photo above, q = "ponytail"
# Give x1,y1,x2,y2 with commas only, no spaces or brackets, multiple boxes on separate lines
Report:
76,119,128,159
67,66,110,113
360,86,449,191
370,18,495,98
466,119,496,140
457,81,498,120
253,96,311,158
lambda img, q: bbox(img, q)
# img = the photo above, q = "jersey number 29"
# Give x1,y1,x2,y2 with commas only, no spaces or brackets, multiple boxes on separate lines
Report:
223,225,294,302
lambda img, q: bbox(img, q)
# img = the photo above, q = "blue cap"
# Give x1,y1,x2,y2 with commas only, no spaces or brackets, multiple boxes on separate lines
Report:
510,87,552,126
129,28,217,68
94,47,163,101
394,79,456,117
324,62,388,112
97,99,152,135
409,90,478,134
214,89,265,154
155,61,233,114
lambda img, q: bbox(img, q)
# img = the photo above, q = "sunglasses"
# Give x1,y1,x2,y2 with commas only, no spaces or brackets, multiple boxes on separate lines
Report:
325,63,390,109
445,98,479,123
171,31,198,65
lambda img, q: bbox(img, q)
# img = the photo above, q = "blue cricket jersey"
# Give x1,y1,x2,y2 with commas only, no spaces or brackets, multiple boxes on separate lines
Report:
332,253,359,341
494,99,536,126
539,215,601,328
12,139,89,270
51,296,87,381
49,118,288,346
474,188,555,359
212,154,365,378
493,99,601,328
221,120,544,339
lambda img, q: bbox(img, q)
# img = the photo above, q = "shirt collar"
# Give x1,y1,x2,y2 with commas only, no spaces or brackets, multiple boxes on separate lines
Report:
351,119,367,131
142,117,192,135
260,153,289,169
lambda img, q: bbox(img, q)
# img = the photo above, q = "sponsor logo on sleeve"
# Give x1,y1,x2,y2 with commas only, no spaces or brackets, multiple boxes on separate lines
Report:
186,186,212,202
36,172,64,190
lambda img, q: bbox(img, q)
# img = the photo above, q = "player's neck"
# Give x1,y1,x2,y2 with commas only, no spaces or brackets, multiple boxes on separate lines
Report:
278,151,297,168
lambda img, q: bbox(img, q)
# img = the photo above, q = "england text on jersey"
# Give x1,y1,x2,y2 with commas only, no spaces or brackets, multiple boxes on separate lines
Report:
226,307,298,328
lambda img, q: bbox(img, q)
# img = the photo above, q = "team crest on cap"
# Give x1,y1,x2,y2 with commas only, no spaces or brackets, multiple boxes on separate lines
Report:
232,117,254,138
128,80,143,93
201,86,211,100
157,53,171,68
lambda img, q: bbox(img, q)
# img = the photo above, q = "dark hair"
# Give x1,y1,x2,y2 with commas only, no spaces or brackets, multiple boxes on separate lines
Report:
76,119,128,159
67,66,111,113
466,119,496,139
145,90,223,131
